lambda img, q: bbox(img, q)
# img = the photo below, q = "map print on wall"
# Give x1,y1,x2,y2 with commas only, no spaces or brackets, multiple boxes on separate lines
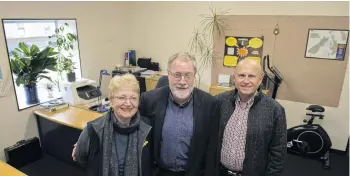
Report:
223,36,264,67
305,29,349,60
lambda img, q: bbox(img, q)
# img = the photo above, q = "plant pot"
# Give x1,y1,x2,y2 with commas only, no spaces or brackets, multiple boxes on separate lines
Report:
67,72,76,82
24,85,39,104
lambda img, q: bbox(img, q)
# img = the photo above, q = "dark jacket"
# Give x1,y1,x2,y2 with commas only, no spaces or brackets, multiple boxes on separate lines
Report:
75,111,152,176
211,89,287,176
139,86,220,176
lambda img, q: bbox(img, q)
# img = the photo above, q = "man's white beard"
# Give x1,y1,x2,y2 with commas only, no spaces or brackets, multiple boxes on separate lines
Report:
171,86,194,100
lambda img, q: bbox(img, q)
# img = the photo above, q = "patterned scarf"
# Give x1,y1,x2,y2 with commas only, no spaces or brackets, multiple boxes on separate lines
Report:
102,110,139,176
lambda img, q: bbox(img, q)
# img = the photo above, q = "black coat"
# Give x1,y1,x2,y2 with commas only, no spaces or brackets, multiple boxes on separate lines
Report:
75,113,152,176
211,90,287,176
139,86,220,176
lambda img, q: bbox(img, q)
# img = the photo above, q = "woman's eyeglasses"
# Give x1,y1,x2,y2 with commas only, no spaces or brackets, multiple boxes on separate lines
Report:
112,96,138,103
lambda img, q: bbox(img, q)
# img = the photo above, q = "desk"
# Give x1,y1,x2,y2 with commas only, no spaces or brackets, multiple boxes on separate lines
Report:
145,76,160,91
117,66,166,91
209,84,269,96
0,160,27,176
33,106,103,166
145,71,167,91
209,84,233,96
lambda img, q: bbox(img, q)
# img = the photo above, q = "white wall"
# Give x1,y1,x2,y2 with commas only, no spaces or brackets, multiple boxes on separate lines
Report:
0,1,129,161
128,1,349,150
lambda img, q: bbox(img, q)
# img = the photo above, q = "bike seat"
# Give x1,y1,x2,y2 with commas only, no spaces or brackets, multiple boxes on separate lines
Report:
307,105,325,112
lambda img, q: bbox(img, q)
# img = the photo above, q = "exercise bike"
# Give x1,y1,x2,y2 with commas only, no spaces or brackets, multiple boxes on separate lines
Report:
262,54,283,99
262,55,332,169
287,105,332,169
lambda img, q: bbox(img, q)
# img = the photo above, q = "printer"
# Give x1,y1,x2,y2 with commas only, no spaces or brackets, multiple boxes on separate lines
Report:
61,78,101,105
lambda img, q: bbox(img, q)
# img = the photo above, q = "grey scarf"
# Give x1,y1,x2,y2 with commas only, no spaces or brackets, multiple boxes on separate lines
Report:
102,110,139,176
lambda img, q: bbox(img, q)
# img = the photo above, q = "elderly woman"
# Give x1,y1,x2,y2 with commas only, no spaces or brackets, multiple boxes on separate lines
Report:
73,73,152,176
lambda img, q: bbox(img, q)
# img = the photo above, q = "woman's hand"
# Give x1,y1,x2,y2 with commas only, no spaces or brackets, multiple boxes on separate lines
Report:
72,143,77,161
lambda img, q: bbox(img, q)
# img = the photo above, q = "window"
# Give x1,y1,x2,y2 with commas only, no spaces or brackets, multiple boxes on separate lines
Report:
2,19,82,110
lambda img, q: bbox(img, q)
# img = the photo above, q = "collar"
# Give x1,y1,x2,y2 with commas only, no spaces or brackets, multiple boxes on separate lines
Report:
232,89,263,108
111,111,129,127
169,91,193,108
110,109,140,134
236,91,256,109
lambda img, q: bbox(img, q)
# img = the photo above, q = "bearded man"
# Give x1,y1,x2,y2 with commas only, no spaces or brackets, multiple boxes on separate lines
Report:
139,52,220,176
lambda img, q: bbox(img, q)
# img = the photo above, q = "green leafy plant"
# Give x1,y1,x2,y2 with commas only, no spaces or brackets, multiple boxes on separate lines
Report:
61,57,76,73
189,7,230,88
49,23,77,75
9,42,58,88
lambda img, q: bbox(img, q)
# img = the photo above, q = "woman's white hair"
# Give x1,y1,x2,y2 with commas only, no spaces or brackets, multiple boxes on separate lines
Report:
108,73,140,97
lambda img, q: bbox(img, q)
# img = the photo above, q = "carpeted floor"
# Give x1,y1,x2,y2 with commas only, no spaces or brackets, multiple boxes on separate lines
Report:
19,154,85,176
19,152,348,176
282,152,349,176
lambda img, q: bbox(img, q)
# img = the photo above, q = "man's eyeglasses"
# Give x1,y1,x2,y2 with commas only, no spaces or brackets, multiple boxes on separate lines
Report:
168,72,194,80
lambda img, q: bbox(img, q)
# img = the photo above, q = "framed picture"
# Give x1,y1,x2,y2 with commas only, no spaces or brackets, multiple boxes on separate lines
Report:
305,29,349,61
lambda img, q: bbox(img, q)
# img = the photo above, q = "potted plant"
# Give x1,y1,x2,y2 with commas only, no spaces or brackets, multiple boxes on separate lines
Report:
49,23,78,82
62,58,76,82
10,42,58,104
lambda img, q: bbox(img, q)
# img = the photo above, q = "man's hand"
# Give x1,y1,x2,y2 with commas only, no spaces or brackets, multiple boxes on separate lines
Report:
72,143,77,161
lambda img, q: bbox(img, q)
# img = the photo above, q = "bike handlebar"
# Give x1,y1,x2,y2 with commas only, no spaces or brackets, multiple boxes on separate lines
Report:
263,55,279,85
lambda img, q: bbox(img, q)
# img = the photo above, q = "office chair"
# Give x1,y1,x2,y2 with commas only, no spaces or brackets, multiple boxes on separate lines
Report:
131,72,141,77
136,76,146,95
155,76,169,88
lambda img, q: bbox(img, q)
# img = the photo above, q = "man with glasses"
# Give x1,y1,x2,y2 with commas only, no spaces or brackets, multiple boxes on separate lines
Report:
209,59,287,176
139,52,220,176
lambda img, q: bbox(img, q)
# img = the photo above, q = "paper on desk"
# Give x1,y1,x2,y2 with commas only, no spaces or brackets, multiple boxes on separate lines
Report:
218,74,231,88
141,70,156,76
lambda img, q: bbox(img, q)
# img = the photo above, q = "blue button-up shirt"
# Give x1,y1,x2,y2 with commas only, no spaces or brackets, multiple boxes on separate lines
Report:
159,93,194,172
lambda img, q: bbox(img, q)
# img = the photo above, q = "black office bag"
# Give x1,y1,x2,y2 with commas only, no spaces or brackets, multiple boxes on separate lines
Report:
137,58,152,69
4,137,42,168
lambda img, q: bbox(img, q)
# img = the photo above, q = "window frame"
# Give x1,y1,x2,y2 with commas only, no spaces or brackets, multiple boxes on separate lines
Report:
1,18,83,111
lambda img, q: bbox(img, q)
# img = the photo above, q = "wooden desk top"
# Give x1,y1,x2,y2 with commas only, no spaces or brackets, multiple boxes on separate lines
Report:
144,71,167,80
210,84,234,91
209,84,269,95
33,106,103,130
0,160,27,176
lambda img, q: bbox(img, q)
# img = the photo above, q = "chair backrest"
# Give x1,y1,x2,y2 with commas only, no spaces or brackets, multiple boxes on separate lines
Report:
136,76,146,95
155,76,169,88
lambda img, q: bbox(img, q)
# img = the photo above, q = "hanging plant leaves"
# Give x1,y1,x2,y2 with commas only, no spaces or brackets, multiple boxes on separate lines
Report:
200,7,229,39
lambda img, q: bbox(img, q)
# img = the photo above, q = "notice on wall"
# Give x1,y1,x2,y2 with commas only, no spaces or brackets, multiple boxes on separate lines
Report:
223,36,264,67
